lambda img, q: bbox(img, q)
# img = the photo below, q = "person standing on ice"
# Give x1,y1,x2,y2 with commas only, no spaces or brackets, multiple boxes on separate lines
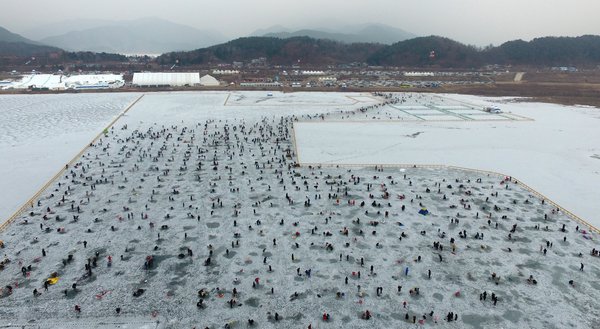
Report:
405,267,409,276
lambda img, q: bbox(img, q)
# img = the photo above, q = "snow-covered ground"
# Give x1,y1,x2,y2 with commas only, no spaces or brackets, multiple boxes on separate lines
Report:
0,93,141,220
295,93,600,228
0,91,599,329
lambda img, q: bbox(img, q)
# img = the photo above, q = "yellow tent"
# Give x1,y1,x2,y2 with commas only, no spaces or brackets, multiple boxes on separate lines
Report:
46,277,59,285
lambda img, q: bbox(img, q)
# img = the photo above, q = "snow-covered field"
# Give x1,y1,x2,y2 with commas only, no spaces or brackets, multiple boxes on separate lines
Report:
0,93,141,221
0,91,599,329
295,93,600,228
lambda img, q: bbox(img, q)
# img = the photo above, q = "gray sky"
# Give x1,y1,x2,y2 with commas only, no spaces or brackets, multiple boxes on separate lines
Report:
2,0,598,45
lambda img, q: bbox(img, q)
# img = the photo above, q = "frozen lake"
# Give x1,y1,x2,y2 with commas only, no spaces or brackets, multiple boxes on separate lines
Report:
295,94,600,228
0,91,598,328
0,93,141,221
0,91,376,222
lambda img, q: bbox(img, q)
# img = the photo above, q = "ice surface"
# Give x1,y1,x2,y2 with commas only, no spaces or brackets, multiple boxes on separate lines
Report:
295,93,600,228
0,91,598,329
0,93,141,220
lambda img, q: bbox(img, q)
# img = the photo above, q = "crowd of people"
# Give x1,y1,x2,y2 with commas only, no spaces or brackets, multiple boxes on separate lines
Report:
0,93,597,328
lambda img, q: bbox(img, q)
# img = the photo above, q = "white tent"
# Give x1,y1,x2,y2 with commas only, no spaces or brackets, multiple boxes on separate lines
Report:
64,74,124,89
132,72,200,86
199,74,220,86
5,74,125,90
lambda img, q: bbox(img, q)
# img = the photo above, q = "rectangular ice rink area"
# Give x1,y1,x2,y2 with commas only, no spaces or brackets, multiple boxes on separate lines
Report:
293,99,600,228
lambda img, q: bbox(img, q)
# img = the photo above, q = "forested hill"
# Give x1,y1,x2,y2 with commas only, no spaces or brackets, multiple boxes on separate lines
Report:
159,35,600,68
485,35,600,66
158,37,385,66
366,36,482,67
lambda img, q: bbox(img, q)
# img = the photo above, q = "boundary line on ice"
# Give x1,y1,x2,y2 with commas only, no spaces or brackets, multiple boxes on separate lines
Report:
0,94,146,233
290,124,301,164
223,92,231,106
295,117,532,123
296,162,600,235
222,94,369,107
0,318,162,329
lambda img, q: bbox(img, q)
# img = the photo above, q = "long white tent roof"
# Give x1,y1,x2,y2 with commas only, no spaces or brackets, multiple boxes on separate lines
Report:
3,74,124,90
132,72,200,86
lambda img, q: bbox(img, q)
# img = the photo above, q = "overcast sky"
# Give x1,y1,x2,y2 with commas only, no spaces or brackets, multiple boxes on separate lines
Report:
2,0,599,45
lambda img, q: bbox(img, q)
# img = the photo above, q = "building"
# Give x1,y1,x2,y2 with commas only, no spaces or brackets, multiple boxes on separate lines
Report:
132,72,200,87
404,72,435,77
199,74,220,86
551,67,578,72
212,70,240,75
239,82,281,88
301,70,326,76
4,73,124,90
64,74,124,89
249,57,267,67
8,74,63,90
318,76,338,85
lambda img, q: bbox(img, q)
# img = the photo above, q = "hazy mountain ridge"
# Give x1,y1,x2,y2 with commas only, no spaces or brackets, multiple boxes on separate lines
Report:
258,23,416,44
21,19,118,40
3,22,600,68
0,26,41,44
37,18,228,54
0,26,63,57
250,25,292,37
0,26,132,64
0,41,61,57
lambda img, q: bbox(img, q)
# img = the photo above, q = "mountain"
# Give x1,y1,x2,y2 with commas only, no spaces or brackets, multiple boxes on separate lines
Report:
367,36,483,67
0,41,61,57
485,35,600,66
21,19,117,40
258,23,416,44
0,26,132,65
37,17,228,54
369,35,600,67
157,36,385,66
0,26,40,45
264,30,368,44
158,34,600,68
0,26,61,56
343,23,417,44
250,25,292,37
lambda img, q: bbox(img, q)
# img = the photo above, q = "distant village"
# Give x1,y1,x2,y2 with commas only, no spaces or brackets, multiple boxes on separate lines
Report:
0,66,500,91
